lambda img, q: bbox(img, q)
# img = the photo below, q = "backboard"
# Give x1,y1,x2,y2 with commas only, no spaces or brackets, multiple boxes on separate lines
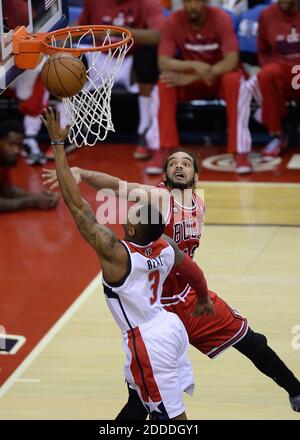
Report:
0,0,69,93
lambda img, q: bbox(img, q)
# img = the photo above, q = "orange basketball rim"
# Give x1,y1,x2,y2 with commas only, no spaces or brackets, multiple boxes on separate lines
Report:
12,24,134,147
13,25,133,69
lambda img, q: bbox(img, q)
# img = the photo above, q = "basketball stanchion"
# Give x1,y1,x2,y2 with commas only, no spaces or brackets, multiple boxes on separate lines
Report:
13,25,134,147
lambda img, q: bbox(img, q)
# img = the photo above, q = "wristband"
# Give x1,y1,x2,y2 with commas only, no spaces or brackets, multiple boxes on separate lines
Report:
51,140,65,145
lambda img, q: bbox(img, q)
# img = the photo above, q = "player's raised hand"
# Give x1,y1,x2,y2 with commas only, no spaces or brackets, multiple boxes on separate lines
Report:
42,167,82,190
192,296,215,317
40,107,71,143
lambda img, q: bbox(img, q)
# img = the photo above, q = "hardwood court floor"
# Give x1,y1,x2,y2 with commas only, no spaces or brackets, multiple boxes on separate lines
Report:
0,224,299,420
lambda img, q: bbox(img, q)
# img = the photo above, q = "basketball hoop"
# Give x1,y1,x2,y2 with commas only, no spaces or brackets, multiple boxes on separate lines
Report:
13,25,134,147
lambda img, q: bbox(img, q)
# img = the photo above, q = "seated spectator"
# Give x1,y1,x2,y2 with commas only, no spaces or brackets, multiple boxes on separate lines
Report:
146,0,252,174
162,0,183,10
253,0,300,157
77,0,165,160
0,121,59,212
3,0,48,165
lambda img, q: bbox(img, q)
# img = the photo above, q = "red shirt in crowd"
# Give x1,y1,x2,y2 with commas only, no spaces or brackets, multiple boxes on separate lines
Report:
258,4,300,66
0,166,12,196
158,7,239,65
2,0,29,29
78,0,164,30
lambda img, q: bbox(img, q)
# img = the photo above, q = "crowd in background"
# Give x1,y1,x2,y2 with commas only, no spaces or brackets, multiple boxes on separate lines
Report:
1,0,300,212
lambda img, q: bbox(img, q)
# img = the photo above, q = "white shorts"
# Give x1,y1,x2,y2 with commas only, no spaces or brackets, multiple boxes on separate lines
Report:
123,311,194,419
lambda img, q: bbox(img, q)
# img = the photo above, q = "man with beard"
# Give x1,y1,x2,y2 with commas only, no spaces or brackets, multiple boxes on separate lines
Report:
145,0,252,175
42,149,300,415
0,121,58,212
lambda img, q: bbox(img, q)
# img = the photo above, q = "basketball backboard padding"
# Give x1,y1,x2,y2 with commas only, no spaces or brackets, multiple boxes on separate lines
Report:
0,0,69,93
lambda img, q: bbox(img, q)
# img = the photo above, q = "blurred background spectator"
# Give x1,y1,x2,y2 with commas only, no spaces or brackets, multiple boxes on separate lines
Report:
76,0,165,160
145,0,252,174
1,0,300,175
0,120,59,212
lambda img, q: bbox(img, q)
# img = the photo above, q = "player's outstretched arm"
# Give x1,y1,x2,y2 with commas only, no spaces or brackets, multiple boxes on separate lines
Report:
40,108,129,283
42,166,160,199
164,235,215,317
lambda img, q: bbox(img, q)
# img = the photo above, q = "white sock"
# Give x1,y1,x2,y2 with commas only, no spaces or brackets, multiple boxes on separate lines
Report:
56,101,68,129
137,95,151,135
23,115,42,154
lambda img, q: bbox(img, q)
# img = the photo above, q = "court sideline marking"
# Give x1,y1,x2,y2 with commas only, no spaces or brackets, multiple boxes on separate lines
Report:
0,274,100,399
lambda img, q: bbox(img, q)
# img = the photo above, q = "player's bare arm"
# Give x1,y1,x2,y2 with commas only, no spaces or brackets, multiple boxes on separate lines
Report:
42,165,171,223
40,107,129,285
210,51,239,77
160,71,200,88
158,55,210,76
163,235,215,317
42,166,162,197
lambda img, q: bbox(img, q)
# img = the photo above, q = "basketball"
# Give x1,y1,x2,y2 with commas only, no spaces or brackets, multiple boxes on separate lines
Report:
41,53,87,98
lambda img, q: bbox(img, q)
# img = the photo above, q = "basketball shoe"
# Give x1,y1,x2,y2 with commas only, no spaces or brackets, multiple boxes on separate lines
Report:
145,149,167,175
234,153,252,174
133,132,151,160
289,395,300,412
262,135,287,157
23,137,47,166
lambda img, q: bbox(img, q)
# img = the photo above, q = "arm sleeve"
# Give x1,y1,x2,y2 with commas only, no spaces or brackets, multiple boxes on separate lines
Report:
158,15,177,57
175,253,208,299
218,12,239,54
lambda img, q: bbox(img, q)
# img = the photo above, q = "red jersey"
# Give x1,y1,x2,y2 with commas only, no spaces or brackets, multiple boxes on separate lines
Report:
258,4,300,66
159,6,238,64
78,0,164,30
160,189,205,306
0,165,12,196
2,0,28,29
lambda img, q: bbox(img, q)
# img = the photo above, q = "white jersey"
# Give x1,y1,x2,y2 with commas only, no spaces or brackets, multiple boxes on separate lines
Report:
102,238,175,335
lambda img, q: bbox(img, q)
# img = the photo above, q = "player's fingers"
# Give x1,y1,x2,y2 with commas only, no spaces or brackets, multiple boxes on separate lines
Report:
42,169,56,178
50,182,59,190
41,170,55,178
42,178,55,186
49,107,55,122
39,115,48,126
43,174,56,182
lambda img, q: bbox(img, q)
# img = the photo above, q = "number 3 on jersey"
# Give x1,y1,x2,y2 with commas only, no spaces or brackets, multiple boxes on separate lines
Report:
149,270,160,305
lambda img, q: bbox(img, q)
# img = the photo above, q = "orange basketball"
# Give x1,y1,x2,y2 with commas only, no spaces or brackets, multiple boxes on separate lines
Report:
41,53,87,98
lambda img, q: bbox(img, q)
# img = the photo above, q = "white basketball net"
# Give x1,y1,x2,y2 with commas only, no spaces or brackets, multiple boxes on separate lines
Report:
47,29,133,147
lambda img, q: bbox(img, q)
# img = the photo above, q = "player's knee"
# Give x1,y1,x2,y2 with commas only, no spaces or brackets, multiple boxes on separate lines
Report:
234,329,268,358
246,330,268,354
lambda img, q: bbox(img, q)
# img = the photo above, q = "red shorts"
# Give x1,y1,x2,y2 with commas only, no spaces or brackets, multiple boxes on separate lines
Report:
165,290,249,358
